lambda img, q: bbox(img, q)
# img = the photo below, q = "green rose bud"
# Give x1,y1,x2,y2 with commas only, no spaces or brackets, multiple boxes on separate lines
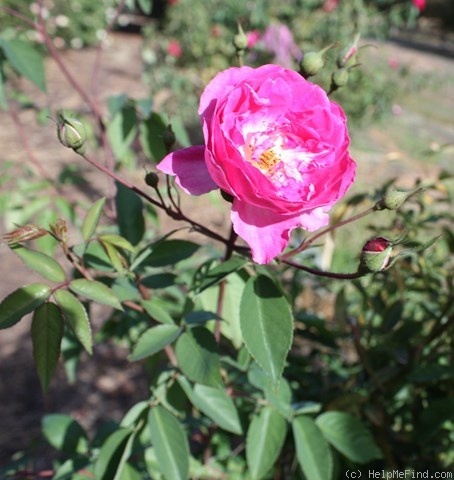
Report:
331,68,349,89
233,22,248,52
375,186,423,211
299,43,335,79
57,111,87,153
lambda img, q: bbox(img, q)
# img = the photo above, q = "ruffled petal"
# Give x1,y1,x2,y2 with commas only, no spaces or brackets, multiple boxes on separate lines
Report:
157,146,218,195
231,200,329,264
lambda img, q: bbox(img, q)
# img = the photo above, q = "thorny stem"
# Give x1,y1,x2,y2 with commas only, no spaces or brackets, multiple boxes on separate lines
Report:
35,0,117,211
280,258,364,280
280,205,376,260
80,152,232,246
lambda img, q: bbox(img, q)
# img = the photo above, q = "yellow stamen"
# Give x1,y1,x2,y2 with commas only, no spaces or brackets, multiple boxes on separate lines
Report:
258,148,280,170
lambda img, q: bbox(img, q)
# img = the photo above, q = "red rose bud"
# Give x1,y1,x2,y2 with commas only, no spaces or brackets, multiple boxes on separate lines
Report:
57,111,87,153
359,237,393,273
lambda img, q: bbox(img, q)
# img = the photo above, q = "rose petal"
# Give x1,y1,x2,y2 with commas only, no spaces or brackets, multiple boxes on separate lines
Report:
157,146,218,195
231,200,329,264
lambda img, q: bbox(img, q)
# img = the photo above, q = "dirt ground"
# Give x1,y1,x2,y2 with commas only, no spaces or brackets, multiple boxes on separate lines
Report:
0,31,453,467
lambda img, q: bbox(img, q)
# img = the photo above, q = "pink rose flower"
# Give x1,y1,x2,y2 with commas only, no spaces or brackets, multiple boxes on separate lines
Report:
412,0,425,11
167,40,182,58
157,65,356,263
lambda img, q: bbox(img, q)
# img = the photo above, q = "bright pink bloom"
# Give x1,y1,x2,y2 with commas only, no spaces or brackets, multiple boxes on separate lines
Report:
259,23,302,68
412,0,425,11
167,40,182,58
158,65,356,263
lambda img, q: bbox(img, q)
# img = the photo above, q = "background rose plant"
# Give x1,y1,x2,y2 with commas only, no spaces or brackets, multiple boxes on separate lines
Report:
158,64,356,263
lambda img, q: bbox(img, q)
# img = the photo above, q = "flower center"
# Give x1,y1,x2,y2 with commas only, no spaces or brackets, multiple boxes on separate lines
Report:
257,148,280,171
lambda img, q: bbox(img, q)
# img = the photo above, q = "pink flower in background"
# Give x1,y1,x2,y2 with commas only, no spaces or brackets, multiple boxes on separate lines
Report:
259,23,302,68
158,65,356,263
412,0,426,11
322,0,340,13
167,40,182,58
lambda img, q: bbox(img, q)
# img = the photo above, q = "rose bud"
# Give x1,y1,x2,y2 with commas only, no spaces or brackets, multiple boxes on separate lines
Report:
233,22,248,53
145,171,159,188
331,68,349,89
162,124,176,153
359,237,393,273
57,111,87,153
299,43,335,78
375,185,423,211
337,33,360,69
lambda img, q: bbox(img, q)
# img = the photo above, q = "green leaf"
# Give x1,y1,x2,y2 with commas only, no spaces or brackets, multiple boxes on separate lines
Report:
107,103,138,159
69,279,123,311
12,245,66,283
130,324,181,361
42,413,88,455
175,327,222,387
115,182,145,246
0,283,51,329
99,234,135,252
137,0,153,15
54,289,92,355
246,407,287,480
240,275,293,384
417,398,454,442
190,383,243,435
141,299,175,325
139,112,167,162
148,406,189,480
292,415,333,480
144,239,199,267
31,302,64,392
81,197,106,241
94,428,134,480
195,256,248,293
0,38,46,91
99,239,127,274
316,411,382,464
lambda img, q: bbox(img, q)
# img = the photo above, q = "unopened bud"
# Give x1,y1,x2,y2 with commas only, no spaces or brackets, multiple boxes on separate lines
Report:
299,43,335,78
337,33,360,68
57,111,87,153
3,224,48,245
162,124,176,153
233,22,248,52
49,218,68,243
375,186,423,211
359,237,393,273
331,68,349,89
145,171,159,188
